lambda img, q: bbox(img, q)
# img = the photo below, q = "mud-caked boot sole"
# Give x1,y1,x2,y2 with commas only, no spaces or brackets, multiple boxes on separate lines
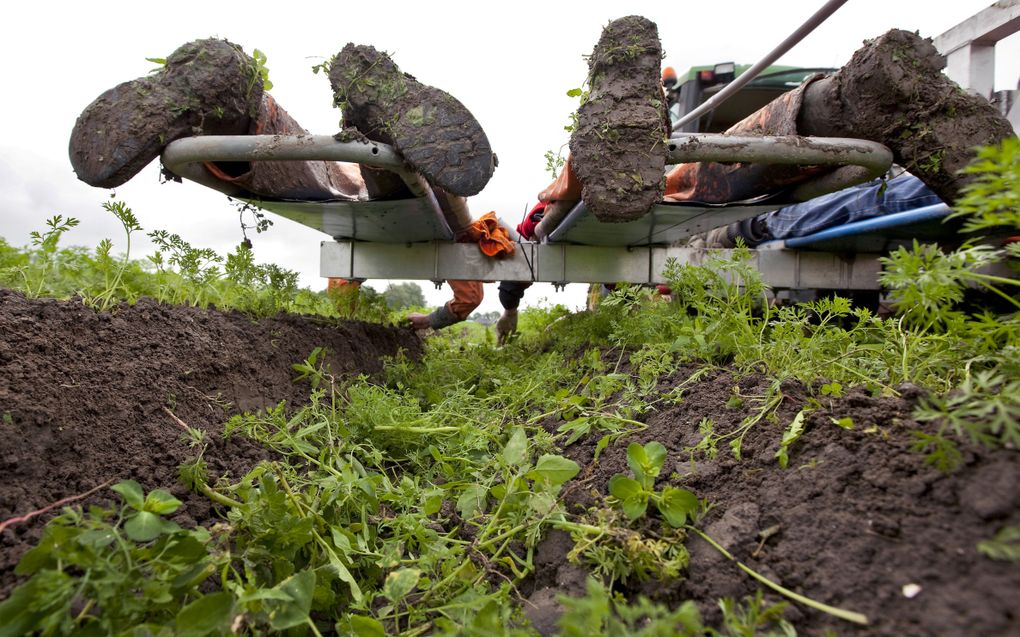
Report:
799,29,1015,206
69,39,263,188
329,44,495,197
569,16,669,222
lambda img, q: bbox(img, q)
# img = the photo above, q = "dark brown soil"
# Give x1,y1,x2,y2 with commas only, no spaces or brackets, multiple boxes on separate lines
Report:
0,290,421,598
569,16,669,222
799,29,1015,206
545,364,1019,637
3,292,1017,636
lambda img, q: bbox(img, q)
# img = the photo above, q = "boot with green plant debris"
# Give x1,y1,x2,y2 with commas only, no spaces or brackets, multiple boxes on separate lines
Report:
568,15,670,222
797,28,1015,206
69,39,263,188
329,44,496,197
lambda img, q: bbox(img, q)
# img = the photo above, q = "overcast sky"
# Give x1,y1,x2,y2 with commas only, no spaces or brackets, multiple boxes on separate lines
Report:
1,0,1017,313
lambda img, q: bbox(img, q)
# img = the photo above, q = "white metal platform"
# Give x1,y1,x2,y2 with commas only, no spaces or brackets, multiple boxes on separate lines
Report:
319,241,884,290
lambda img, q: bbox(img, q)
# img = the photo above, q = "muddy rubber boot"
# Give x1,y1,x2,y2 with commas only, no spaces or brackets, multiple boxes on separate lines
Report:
569,16,669,222
69,39,263,188
798,29,1015,206
328,44,495,197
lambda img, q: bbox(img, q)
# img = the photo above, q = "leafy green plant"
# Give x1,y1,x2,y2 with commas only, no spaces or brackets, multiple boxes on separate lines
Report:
914,369,1020,451
881,242,1020,328
85,198,143,310
774,409,807,469
247,47,273,94
557,578,706,636
977,525,1020,562
0,480,224,636
148,230,223,305
608,441,699,527
717,591,796,637
10,215,79,298
951,136,1020,232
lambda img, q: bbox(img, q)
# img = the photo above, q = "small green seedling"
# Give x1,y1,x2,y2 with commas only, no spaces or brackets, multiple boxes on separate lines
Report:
608,441,698,527
110,479,183,542
775,409,807,469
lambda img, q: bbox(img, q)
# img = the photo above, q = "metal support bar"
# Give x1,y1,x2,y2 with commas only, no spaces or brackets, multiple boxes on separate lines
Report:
162,135,453,241
668,134,891,174
667,134,892,201
320,240,884,291
935,0,1020,98
671,0,850,131
164,134,407,170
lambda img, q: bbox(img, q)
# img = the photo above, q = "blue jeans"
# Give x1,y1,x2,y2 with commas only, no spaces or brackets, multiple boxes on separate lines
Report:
762,173,943,240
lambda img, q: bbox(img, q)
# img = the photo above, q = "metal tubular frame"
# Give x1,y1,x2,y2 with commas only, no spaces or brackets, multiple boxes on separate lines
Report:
162,134,452,238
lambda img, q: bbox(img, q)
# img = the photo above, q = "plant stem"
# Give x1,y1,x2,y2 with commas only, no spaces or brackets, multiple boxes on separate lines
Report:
0,478,115,533
198,483,244,509
687,526,868,625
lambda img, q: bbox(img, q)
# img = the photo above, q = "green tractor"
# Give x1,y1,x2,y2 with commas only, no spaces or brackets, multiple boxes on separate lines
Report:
666,63,835,132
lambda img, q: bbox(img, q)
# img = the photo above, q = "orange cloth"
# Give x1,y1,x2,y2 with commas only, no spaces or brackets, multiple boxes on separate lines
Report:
461,212,516,258
327,278,361,290
447,280,484,320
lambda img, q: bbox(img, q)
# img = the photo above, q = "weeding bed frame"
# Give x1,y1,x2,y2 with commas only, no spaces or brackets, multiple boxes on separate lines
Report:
161,132,930,291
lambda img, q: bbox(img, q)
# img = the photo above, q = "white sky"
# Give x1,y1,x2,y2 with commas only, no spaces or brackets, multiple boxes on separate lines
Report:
1,0,1017,313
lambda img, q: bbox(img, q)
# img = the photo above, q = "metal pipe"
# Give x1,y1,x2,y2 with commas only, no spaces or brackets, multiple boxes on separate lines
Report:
162,134,408,173
671,0,851,132
667,134,891,175
162,134,454,239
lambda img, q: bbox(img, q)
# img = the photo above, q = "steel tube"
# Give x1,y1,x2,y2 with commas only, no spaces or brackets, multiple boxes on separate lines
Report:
671,0,850,131
162,134,408,172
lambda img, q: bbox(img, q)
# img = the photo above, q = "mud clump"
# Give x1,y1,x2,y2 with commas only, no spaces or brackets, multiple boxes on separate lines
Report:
799,29,1015,205
69,38,262,189
329,44,495,197
569,15,669,222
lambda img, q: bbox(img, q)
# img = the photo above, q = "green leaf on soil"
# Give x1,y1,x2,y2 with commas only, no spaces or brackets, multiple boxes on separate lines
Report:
626,441,667,487
608,474,642,501
175,592,234,637
144,489,183,515
344,615,387,637
977,526,1020,562
111,480,145,510
526,454,580,486
267,570,316,630
502,427,528,467
457,483,488,518
383,567,421,602
775,409,807,469
609,475,648,520
657,487,699,527
124,511,177,542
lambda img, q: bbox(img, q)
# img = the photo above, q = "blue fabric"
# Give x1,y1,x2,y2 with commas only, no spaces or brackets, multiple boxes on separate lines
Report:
762,173,943,240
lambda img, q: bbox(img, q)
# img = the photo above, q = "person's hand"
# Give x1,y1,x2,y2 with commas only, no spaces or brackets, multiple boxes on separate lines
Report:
496,309,518,345
407,313,432,330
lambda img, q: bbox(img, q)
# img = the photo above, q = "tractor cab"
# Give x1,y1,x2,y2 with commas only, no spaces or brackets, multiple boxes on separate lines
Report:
668,64,835,133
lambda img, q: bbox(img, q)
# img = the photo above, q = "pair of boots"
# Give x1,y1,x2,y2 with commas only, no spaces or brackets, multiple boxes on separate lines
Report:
69,41,495,198
69,20,1014,218
565,18,1014,220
